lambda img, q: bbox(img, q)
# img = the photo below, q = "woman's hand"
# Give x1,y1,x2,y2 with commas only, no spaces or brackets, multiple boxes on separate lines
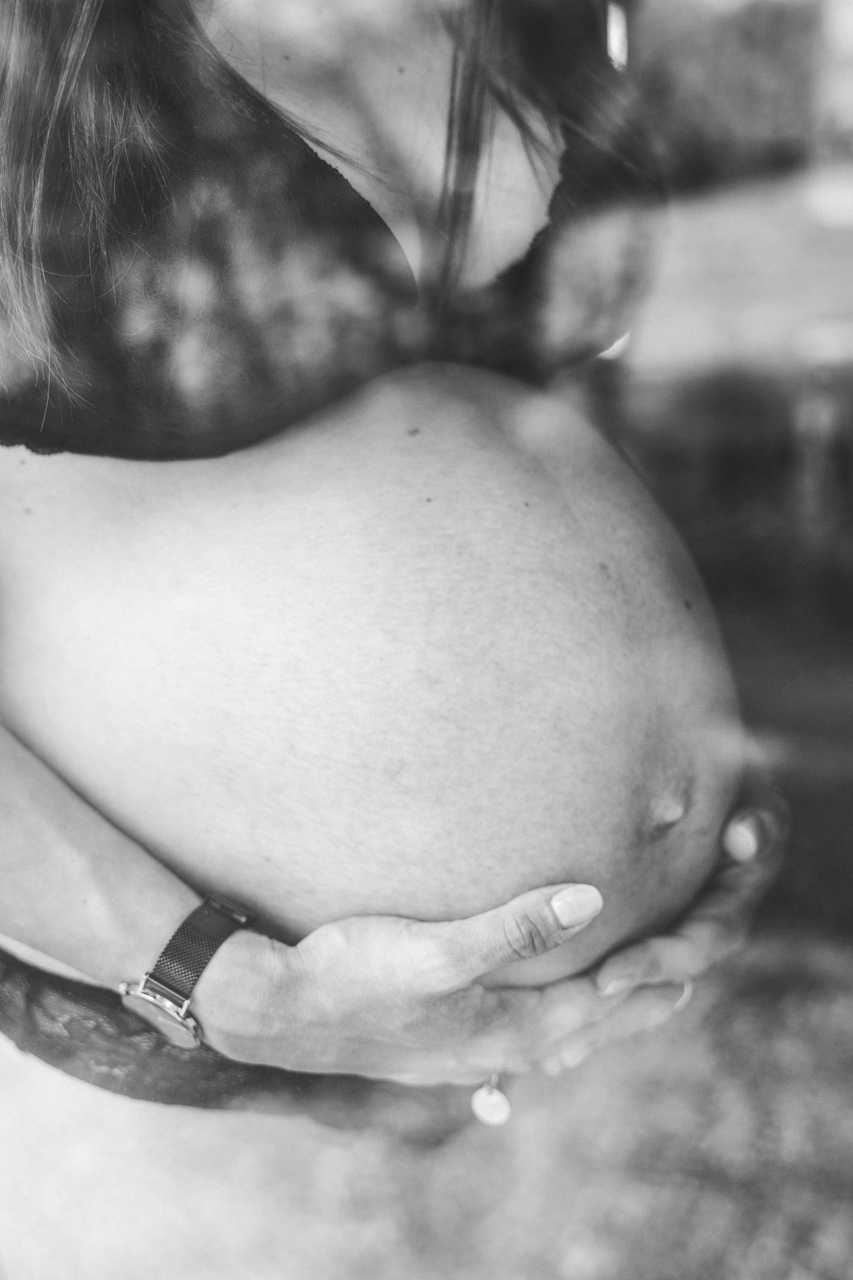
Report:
195,765,786,1087
536,766,789,1074
195,880,629,1086
196,770,787,1087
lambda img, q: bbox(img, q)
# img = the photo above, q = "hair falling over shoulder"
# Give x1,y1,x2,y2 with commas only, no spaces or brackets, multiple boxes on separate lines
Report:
1,0,174,375
0,0,343,389
0,0,659,402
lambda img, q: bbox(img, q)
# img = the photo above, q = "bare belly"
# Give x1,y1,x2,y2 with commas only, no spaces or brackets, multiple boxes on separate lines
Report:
0,369,743,980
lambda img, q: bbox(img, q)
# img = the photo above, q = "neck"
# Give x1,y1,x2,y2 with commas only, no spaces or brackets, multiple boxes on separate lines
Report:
200,0,560,289
202,2,451,275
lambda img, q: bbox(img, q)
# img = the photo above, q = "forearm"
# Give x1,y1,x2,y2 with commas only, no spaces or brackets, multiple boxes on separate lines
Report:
0,718,202,986
0,717,311,1068
0,716,710,1087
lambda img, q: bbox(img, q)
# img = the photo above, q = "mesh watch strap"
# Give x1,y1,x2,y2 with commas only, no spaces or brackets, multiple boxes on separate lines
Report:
149,898,251,1001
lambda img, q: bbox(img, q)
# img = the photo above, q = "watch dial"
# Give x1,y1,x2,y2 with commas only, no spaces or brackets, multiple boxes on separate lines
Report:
121,991,201,1049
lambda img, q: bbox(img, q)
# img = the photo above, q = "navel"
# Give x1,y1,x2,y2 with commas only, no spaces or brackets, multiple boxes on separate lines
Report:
647,783,692,836
653,794,687,826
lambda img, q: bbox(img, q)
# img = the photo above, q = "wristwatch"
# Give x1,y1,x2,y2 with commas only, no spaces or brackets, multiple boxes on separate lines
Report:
119,897,252,1049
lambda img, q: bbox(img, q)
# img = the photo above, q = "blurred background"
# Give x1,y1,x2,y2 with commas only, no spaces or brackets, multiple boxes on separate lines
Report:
611,0,853,941
2,1,853,1276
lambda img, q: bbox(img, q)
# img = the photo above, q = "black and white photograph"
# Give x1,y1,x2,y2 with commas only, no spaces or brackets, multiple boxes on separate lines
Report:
0,1,850,1276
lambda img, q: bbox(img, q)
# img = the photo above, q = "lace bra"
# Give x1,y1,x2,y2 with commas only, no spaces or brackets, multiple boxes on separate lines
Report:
0,0,662,1121
0,0,658,461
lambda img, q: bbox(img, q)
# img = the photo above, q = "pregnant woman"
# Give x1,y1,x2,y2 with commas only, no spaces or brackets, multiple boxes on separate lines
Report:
0,0,783,1103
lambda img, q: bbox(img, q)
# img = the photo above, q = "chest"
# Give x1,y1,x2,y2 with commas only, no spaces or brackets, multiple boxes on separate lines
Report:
203,3,562,287
1,4,598,460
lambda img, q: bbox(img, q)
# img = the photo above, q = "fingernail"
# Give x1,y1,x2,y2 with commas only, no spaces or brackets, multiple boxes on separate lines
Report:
672,979,694,1013
550,884,603,929
723,815,761,862
599,975,635,996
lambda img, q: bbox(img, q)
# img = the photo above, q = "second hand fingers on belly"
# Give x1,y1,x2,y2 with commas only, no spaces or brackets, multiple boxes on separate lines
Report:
596,934,696,993
465,1003,571,1076
539,980,693,1076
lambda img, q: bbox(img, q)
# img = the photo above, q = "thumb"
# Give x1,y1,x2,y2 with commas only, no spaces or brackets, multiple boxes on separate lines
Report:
433,882,604,988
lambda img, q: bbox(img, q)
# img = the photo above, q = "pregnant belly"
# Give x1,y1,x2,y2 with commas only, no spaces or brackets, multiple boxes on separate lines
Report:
0,371,742,976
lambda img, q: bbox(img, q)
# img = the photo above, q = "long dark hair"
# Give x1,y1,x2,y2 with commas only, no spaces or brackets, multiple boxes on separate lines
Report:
1,0,168,378
0,0,657,416
0,0,362,386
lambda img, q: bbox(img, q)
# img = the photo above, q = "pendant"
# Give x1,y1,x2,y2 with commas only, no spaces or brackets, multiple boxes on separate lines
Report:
471,1074,512,1126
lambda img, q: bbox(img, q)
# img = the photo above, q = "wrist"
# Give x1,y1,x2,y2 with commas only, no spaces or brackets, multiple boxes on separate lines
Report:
190,928,303,1065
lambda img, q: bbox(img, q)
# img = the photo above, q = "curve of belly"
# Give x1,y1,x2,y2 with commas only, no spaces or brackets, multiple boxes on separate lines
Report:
0,372,743,978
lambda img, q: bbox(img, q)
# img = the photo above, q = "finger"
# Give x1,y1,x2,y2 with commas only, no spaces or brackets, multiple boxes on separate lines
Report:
599,851,778,992
596,862,764,993
596,776,788,994
595,863,762,993
541,1043,592,1075
595,935,700,993
683,847,779,933
722,805,787,872
722,812,762,863
541,981,692,1073
723,759,789,864
430,882,603,989
537,972,627,1041
453,977,613,1078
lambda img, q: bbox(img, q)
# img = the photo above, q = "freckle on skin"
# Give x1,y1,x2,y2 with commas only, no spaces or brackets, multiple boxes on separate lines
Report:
407,427,420,436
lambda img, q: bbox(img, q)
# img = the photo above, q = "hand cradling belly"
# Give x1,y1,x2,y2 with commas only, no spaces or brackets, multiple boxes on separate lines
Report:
0,371,744,980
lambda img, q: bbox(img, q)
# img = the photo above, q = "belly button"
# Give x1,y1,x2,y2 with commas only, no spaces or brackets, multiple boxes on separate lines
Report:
650,792,688,831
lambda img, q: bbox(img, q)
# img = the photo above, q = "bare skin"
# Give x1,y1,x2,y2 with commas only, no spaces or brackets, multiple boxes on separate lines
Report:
0,1,786,1090
201,0,562,290
0,366,743,996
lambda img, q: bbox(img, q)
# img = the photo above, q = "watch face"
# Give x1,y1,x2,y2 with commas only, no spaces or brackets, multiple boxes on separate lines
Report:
121,990,202,1049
